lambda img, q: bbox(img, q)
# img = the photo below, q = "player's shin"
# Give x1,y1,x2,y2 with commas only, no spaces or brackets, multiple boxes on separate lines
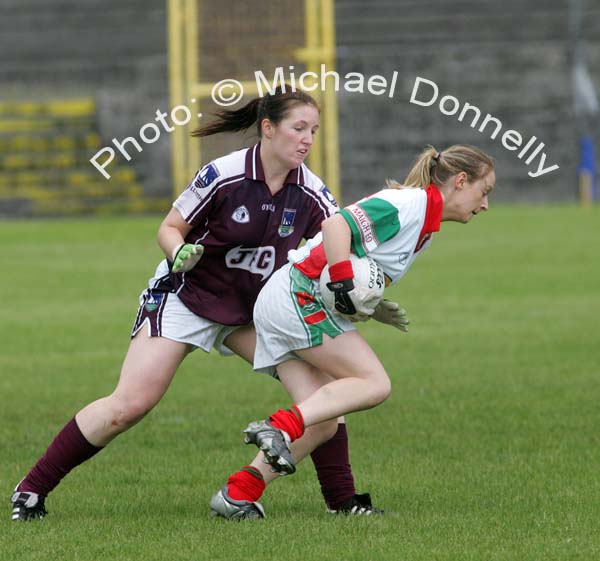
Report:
296,377,391,426
17,417,103,497
310,422,357,509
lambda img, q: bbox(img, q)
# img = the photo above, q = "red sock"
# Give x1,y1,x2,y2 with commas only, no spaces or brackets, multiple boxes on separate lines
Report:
269,405,304,441
227,466,266,502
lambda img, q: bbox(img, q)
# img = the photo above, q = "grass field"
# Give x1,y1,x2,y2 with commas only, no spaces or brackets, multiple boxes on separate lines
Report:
1,205,599,561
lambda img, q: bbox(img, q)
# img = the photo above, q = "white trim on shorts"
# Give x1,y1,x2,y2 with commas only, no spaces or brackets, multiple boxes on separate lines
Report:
131,259,240,355
132,289,240,355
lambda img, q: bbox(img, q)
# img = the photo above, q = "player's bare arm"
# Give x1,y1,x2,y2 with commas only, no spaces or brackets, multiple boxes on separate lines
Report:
157,207,194,259
321,213,352,265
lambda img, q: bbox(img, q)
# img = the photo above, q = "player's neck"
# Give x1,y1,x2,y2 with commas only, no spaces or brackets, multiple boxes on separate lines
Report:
263,171,288,195
260,145,291,196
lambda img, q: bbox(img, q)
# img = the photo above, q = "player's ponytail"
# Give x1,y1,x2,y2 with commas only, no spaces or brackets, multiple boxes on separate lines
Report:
191,86,319,138
191,98,261,137
395,144,494,189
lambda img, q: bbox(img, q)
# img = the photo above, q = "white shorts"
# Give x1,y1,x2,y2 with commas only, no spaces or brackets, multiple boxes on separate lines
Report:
253,263,356,371
131,260,239,355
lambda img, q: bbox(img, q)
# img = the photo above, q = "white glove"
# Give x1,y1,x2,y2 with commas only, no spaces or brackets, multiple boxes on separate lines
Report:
347,310,372,322
326,278,379,321
371,300,409,332
171,243,204,273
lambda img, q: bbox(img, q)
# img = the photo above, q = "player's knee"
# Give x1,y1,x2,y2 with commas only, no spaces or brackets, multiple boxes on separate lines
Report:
108,395,154,430
366,374,392,408
378,377,393,403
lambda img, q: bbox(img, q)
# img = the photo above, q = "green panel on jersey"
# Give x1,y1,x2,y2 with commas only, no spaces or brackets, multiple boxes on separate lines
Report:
339,197,401,257
338,208,365,256
289,266,345,346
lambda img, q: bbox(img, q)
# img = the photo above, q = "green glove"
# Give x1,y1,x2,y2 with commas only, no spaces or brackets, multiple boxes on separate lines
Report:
372,299,409,332
172,243,204,273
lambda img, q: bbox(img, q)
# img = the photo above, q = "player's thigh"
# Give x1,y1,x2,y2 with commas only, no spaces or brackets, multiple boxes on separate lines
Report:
112,330,191,408
295,330,388,383
222,324,256,364
276,359,331,403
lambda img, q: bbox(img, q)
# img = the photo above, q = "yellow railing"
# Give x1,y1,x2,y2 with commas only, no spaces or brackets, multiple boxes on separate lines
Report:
167,0,340,200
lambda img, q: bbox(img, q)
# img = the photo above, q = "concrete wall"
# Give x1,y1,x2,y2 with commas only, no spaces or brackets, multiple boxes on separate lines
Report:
0,0,170,196
1,0,599,204
335,0,600,202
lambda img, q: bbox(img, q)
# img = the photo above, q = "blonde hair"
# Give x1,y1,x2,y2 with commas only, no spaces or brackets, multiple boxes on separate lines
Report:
386,144,494,190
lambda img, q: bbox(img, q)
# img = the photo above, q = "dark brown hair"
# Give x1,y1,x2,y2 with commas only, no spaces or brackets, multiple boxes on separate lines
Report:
191,86,319,138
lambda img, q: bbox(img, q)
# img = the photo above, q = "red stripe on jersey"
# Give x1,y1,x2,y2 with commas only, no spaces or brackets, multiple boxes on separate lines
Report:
293,242,327,279
304,310,327,325
295,292,315,306
415,184,443,253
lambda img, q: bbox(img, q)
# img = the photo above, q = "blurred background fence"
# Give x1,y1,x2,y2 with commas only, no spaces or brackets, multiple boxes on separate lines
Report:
0,0,598,217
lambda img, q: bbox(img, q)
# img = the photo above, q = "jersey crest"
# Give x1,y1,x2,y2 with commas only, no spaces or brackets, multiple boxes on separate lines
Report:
278,208,297,237
144,291,164,312
232,205,250,224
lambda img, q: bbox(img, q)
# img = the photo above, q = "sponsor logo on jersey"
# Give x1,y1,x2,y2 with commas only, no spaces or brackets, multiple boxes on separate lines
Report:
398,252,410,266
195,163,220,188
232,205,250,224
347,204,378,252
278,208,297,237
262,203,276,212
225,245,276,280
188,184,204,200
320,185,338,207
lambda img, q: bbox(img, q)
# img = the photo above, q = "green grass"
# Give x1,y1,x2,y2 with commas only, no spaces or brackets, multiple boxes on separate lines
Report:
1,206,599,561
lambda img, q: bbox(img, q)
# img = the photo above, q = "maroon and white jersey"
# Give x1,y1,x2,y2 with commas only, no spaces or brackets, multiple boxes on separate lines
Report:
169,143,338,326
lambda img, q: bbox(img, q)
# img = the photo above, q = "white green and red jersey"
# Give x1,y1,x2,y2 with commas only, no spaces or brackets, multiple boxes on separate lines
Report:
289,184,443,285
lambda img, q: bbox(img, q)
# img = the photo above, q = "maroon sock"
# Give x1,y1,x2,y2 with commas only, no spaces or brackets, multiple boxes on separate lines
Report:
310,423,356,509
18,417,103,497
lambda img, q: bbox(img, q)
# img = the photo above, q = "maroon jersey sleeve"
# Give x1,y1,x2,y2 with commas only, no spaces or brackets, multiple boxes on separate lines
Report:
173,161,244,227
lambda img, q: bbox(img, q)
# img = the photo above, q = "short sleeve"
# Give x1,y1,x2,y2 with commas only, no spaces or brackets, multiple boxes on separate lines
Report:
339,194,401,257
317,184,339,217
173,162,222,226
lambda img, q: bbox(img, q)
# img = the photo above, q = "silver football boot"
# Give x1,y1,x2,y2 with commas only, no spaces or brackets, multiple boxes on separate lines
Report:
210,487,265,520
243,420,296,475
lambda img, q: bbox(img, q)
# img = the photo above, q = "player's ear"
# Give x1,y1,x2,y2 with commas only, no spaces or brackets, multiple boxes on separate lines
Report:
261,118,274,139
454,171,467,190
